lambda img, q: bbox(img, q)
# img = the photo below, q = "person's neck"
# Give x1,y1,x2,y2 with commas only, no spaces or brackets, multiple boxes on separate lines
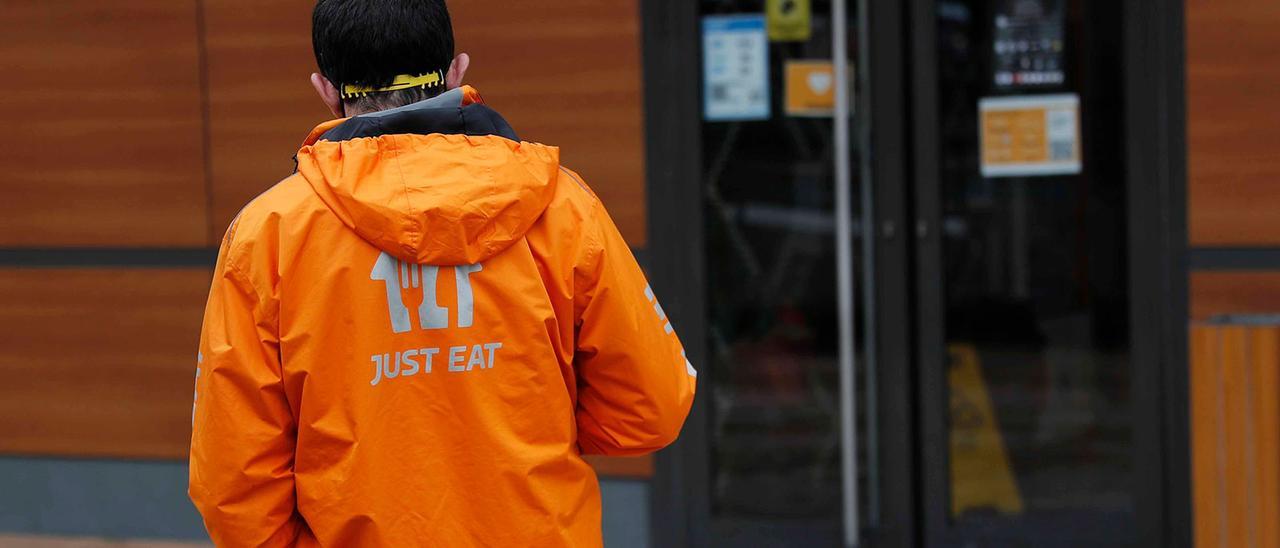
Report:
343,88,456,118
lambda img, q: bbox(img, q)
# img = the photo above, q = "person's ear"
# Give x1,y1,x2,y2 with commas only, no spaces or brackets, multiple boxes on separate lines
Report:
446,53,471,90
310,73,345,118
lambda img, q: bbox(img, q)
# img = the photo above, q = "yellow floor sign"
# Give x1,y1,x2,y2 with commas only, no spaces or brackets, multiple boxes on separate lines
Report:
949,344,1024,517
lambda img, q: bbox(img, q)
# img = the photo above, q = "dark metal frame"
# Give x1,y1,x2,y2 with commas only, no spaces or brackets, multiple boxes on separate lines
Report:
640,2,710,547
903,0,945,544
1189,247,1280,270
0,248,217,268
864,0,919,546
1123,0,1192,546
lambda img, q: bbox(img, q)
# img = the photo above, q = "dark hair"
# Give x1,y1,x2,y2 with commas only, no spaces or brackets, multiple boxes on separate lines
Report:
312,0,455,112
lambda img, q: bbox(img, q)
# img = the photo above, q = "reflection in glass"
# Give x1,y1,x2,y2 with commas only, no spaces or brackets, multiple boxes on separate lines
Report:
937,0,1134,544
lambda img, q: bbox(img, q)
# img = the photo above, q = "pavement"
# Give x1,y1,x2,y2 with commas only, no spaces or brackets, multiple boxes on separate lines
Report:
0,535,209,548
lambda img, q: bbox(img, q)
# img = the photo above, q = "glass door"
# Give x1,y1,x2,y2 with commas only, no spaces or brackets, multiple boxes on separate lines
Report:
697,0,869,545
912,0,1137,546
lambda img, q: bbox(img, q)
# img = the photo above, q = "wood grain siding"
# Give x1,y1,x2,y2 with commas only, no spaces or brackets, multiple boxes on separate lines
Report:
0,269,209,458
1191,271,1280,321
0,265,656,479
0,1,650,479
202,0,648,246
450,0,648,246
1191,324,1280,548
583,455,655,479
0,2,207,246
1186,0,1280,246
202,0,331,236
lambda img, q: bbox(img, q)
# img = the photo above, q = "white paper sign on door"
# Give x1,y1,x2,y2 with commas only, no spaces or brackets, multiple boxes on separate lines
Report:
703,15,771,122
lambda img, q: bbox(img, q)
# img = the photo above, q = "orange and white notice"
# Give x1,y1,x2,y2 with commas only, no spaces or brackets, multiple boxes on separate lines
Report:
980,94,1081,177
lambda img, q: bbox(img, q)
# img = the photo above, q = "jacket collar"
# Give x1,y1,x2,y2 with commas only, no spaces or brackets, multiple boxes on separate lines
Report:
300,86,519,146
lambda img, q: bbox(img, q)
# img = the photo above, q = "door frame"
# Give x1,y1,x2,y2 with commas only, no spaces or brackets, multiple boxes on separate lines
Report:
863,0,919,546
903,0,1191,546
640,1,711,547
1122,1,1191,546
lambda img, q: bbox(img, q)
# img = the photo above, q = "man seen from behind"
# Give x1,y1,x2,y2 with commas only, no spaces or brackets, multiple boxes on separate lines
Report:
188,1,697,545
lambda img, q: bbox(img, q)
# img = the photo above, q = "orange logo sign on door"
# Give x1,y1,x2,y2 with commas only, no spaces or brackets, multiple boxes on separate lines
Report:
785,60,837,117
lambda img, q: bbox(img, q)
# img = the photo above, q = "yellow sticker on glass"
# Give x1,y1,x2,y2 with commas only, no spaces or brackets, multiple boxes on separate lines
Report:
766,0,811,42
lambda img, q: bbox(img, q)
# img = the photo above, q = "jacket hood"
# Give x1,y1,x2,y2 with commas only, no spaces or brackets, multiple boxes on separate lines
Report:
295,86,560,265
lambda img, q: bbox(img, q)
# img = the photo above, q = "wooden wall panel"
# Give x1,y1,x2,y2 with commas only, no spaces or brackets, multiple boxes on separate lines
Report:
433,0,649,245
204,0,649,247
1191,325,1280,548
0,2,650,477
0,2,207,247
0,266,654,478
0,269,209,459
1191,271,1280,321
203,0,331,235
583,455,654,479
1187,0,1280,246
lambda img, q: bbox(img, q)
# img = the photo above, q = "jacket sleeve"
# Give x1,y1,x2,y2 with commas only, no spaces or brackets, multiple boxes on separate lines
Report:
189,244,303,547
573,200,697,456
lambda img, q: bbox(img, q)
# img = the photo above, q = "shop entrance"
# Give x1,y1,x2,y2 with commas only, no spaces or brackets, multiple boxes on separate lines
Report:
642,1,1188,547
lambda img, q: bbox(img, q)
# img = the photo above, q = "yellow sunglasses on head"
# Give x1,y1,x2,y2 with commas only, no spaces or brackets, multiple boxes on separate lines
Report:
341,70,444,99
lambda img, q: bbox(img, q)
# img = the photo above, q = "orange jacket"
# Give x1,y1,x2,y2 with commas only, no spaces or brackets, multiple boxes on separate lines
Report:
189,87,696,547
